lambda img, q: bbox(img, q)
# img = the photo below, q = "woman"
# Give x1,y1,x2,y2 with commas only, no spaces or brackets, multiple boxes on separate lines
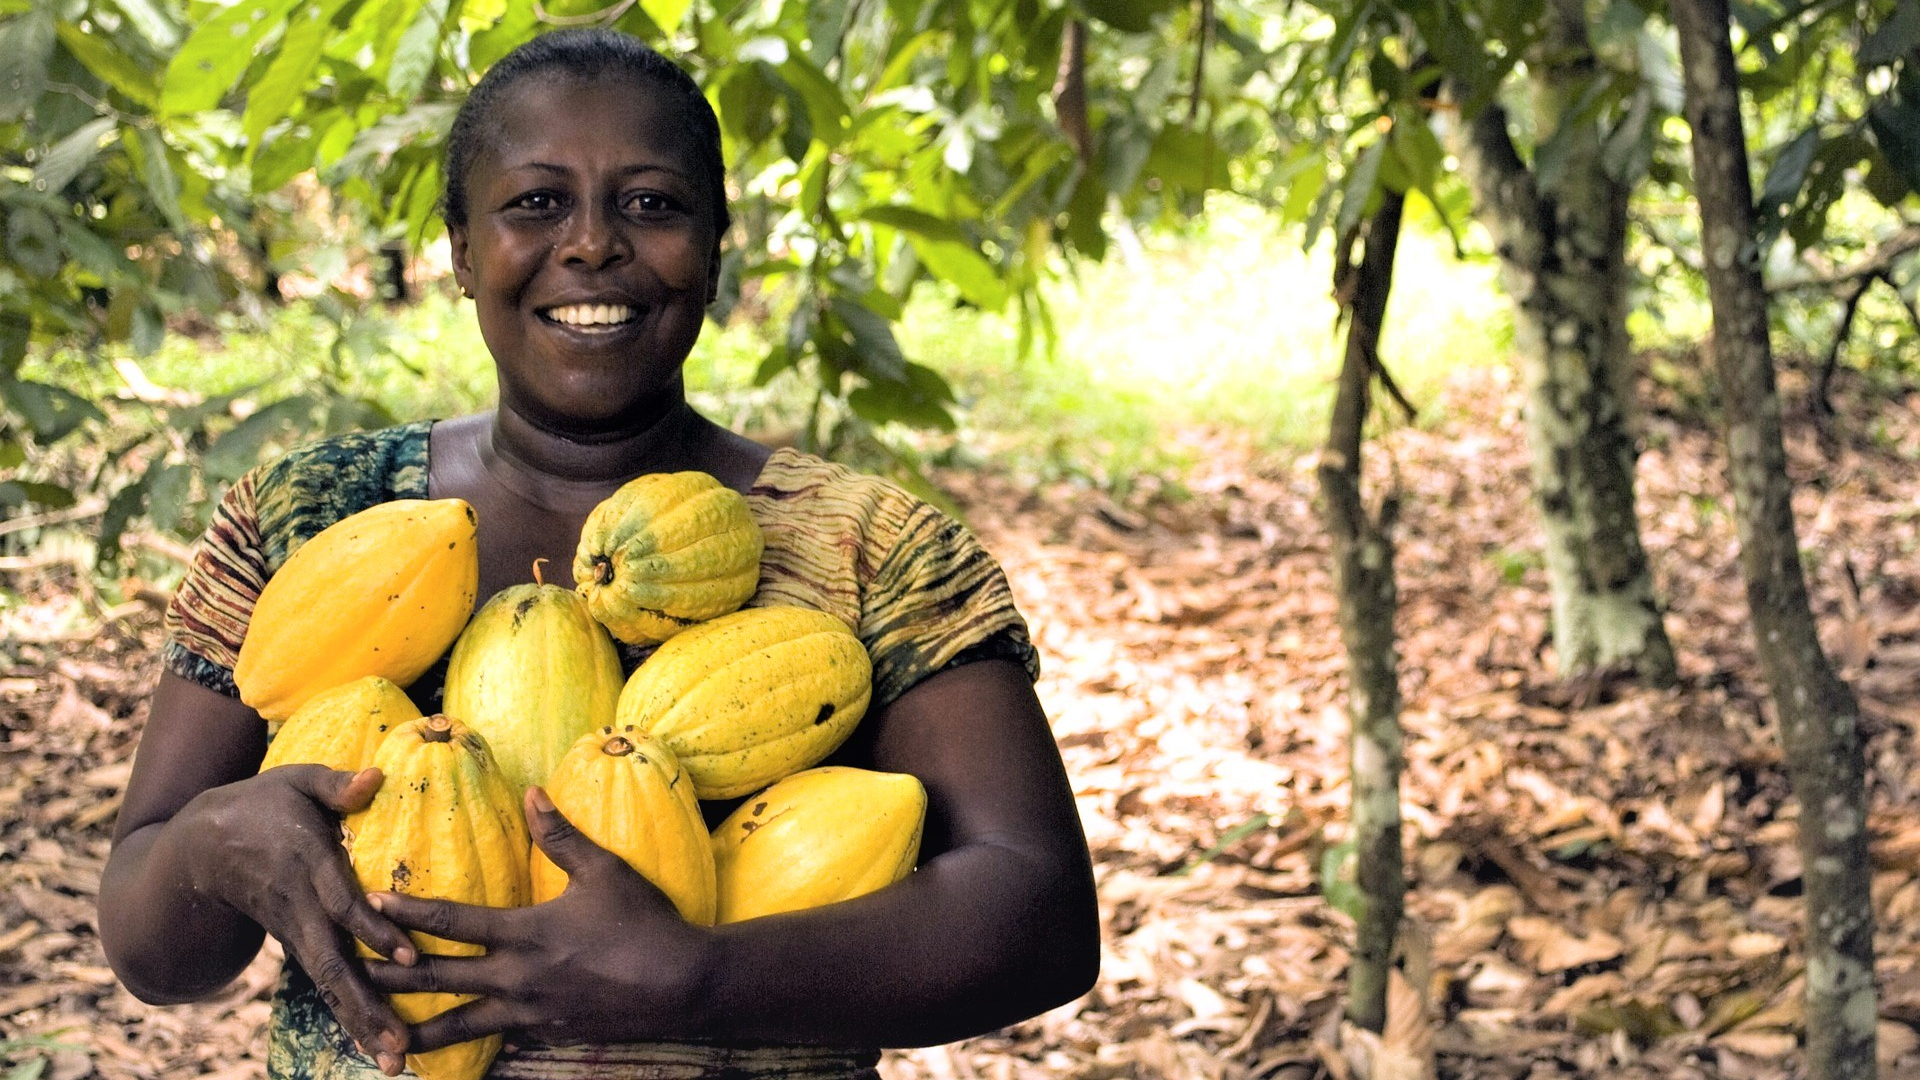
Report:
97,29,1099,1080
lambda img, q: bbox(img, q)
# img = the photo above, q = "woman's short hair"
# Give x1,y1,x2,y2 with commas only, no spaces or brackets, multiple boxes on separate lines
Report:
440,28,730,237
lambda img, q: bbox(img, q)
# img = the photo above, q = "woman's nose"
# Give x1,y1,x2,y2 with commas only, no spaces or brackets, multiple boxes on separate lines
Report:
555,200,630,269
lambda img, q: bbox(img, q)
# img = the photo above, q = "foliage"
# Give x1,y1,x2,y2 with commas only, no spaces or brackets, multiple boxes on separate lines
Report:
5,0,1920,556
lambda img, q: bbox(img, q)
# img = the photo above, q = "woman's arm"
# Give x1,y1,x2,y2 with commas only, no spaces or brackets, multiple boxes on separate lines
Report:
98,672,417,1069
369,657,1100,1049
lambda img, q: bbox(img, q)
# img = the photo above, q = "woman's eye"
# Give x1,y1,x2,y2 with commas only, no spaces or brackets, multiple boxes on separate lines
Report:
625,192,673,215
511,192,561,213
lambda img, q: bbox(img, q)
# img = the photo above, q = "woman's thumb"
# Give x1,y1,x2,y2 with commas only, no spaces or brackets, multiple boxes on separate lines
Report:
525,787,602,873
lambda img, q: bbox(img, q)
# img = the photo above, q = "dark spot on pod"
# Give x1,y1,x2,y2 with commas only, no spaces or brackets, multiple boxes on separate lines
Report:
752,801,768,816
740,820,760,835
391,861,412,888
814,703,835,725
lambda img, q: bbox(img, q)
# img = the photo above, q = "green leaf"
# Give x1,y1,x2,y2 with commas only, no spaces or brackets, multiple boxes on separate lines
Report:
32,116,117,194
0,439,24,468
1333,135,1386,243
110,0,182,50
145,460,196,533
0,313,27,379
0,480,77,512
907,235,1008,309
1081,0,1170,34
859,205,968,242
128,126,188,234
777,53,851,146
387,0,446,97
203,396,320,481
0,8,55,120
1867,96,1920,200
244,0,351,148
1862,1,1920,68
1756,126,1820,231
99,468,153,561
4,379,107,442
827,294,908,382
56,22,161,108
162,0,300,116
5,208,61,280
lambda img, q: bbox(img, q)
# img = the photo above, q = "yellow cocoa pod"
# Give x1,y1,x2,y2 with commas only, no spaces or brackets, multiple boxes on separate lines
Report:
531,726,716,925
345,715,530,1080
257,675,421,775
234,499,479,722
443,562,623,793
710,766,925,923
613,606,872,799
572,471,763,646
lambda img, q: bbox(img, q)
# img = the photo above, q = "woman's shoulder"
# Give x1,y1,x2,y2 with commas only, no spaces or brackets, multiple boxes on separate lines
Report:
249,419,435,567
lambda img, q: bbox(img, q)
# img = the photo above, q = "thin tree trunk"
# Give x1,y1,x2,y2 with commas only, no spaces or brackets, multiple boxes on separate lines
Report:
1453,0,1677,686
1670,2,1877,1077
1319,187,1406,1035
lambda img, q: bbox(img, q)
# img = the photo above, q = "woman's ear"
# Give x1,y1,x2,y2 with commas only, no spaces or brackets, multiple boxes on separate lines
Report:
449,226,475,299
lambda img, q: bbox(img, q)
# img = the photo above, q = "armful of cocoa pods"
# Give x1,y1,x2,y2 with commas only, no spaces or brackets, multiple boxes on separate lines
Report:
365,657,1101,1052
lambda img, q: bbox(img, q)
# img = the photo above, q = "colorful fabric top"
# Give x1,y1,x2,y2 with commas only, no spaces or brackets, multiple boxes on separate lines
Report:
159,419,1041,1080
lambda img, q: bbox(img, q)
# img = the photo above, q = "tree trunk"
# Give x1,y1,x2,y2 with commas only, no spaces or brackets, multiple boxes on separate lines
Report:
1319,188,1407,1035
1453,0,1677,686
1670,2,1877,1076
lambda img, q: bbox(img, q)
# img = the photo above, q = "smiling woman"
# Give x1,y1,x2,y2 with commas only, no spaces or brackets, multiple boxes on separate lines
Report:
94,28,1100,1080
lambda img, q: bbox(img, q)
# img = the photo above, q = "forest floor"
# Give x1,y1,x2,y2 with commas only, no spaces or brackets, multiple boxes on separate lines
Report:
5,363,1920,1080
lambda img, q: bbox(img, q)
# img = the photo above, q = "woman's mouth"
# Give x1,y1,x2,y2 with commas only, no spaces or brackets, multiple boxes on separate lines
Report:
541,303,637,330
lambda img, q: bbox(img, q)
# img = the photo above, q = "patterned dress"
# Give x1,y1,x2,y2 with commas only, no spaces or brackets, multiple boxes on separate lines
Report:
160,421,1041,1080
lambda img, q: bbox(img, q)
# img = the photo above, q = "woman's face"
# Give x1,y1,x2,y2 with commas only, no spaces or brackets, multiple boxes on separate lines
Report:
449,73,721,435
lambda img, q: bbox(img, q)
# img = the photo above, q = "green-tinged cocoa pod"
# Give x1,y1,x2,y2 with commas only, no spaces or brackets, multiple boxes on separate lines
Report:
532,726,716,925
344,714,530,1080
613,606,872,799
234,499,479,721
443,561,624,793
710,766,925,923
572,471,763,646
258,675,421,775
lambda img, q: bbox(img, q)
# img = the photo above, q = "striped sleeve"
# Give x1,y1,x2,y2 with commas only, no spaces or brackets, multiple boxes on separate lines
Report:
161,469,269,698
860,497,1040,707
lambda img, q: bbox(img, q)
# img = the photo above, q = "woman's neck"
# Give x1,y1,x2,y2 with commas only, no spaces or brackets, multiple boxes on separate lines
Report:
482,396,712,512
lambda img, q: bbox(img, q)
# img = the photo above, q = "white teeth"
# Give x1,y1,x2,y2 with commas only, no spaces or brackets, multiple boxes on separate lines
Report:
546,303,635,327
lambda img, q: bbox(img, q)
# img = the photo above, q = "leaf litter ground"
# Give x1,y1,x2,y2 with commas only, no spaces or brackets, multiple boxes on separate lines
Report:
4,365,1920,1080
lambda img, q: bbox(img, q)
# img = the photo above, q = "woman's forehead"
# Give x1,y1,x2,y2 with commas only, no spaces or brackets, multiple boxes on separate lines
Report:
475,74,702,170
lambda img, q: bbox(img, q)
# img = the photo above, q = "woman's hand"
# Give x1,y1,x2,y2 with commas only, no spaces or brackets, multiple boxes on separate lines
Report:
177,764,419,1072
364,787,710,1052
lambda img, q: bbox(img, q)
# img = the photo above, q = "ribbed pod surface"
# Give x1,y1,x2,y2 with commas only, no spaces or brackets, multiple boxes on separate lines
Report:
234,499,479,721
257,675,421,775
344,715,530,1080
532,726,717,925
710,766,925,924
572,471,763,646
613,606,872,799
443,577,624,794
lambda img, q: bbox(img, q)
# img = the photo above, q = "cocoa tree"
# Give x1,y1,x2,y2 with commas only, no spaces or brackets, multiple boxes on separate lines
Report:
1671,0,1877,1076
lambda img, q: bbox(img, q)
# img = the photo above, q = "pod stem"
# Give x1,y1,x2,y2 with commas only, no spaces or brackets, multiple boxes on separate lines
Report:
592,554,615,586
603,736,635,756
421,715,456,743
532,557,548,586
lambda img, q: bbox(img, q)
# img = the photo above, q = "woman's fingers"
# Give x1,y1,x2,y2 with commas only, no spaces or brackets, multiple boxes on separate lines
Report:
399,991,524,1053
364,952,501,997
285,923,410,1064
367,891,505,948
309,861,418,967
